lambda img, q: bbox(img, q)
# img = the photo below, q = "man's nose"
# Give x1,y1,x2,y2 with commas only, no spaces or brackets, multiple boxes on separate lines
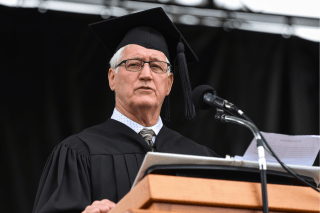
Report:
139,63,153,80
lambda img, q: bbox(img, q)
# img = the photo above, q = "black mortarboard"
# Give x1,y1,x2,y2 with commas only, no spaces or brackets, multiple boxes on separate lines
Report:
89,7,197,121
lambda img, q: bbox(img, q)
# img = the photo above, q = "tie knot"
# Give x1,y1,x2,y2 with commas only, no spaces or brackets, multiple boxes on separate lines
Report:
139,128,155,142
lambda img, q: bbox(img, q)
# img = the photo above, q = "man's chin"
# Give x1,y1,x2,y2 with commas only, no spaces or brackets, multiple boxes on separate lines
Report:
132,100,158,109
134,103,154,109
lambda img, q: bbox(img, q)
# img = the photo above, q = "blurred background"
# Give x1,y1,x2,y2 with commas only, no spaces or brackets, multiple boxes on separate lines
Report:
0,0,319,212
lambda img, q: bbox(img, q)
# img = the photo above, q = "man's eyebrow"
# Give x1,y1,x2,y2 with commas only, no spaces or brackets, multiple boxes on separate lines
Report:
129,56,143,60
149,56,165,61
128,56,165,61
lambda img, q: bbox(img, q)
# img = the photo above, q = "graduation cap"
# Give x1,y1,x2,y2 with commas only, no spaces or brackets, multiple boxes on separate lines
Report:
89,7,197,121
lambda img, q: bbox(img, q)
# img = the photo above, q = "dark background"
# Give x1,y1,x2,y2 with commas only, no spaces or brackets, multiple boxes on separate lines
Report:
0,5,319,213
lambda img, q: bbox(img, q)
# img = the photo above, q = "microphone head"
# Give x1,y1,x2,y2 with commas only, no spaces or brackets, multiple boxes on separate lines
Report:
192,85,216,110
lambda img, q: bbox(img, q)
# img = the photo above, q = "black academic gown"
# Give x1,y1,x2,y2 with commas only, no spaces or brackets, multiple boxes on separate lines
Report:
33,119,218,213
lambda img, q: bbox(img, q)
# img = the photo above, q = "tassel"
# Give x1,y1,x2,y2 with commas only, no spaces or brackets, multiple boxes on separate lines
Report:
175,41,196,121
162,95,170,121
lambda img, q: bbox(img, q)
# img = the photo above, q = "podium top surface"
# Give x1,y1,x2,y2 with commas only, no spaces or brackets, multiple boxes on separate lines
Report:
132,152,320,188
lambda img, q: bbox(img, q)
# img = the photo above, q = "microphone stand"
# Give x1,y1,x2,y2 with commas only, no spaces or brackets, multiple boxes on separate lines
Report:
215,108,269,213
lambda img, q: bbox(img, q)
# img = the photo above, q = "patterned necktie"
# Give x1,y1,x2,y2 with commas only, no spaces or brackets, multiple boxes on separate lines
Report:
139,128,156,152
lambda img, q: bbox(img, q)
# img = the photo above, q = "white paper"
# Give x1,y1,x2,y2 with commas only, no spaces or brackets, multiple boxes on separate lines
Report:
131,152,320,189
242,132,320,166
234,155,243,160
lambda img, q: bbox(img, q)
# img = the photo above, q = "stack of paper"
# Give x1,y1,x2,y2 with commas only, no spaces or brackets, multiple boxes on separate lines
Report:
235,132,320,166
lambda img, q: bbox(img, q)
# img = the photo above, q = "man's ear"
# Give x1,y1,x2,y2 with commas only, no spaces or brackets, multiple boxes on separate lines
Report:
166,73,174,95
108,68,116,91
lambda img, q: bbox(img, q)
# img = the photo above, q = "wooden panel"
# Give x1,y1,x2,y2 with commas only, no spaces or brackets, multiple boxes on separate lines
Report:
146,175,319,212
110,174,320,213
148,202,284,213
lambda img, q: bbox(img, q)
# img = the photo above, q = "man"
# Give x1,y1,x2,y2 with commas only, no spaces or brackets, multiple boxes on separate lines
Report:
33,8,218,213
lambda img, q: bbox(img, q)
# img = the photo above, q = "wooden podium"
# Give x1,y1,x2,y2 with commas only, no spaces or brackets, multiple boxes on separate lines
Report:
110,174,319,213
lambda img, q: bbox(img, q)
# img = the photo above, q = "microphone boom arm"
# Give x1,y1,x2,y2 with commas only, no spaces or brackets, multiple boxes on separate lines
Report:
215,109,269,213
223,115,268,170
224,115,261,142
217,113,268,170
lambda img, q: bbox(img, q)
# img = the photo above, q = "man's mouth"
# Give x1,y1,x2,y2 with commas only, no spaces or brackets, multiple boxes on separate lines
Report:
137,86,153,91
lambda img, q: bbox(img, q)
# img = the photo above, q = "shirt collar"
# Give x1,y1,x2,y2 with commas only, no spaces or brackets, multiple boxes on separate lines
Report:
111,108,163,136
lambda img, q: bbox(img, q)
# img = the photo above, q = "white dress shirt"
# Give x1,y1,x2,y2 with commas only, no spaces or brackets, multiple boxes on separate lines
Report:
111,108,163,143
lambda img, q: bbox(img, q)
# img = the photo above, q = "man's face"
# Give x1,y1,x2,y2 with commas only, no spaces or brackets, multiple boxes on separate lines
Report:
108,44,173,112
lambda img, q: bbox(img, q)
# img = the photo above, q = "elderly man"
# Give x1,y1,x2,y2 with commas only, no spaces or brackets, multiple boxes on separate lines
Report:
33,8,218,213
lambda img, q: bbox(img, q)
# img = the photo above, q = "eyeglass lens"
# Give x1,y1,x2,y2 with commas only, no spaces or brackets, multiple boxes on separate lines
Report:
125,59,168,73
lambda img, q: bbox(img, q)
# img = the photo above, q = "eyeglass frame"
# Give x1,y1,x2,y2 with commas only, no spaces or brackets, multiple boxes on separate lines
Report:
115,59,172,74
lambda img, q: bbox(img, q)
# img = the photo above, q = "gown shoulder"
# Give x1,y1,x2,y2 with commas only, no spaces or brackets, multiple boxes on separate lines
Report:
32,136,91,213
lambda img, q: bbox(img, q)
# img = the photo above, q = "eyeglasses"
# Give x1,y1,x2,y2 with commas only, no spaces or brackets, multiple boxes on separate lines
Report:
116,59,171,74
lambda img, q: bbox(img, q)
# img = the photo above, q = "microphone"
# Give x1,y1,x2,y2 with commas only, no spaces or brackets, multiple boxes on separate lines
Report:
192,85,270,213
191,85,243,115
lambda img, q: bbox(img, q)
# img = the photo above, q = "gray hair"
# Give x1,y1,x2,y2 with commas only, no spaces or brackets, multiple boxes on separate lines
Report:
109,44,171,75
